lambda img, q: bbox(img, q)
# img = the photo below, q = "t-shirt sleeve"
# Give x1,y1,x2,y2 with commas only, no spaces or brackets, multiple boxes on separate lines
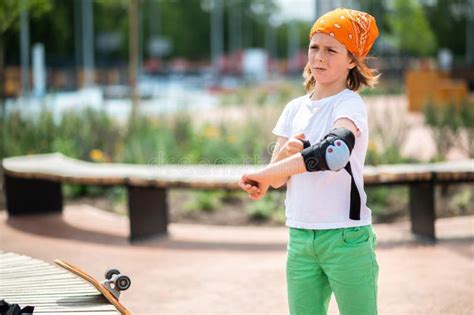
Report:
333,96,368,137
272,102,293,138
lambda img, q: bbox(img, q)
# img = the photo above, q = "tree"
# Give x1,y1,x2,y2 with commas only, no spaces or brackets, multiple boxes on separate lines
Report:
0,0,51,160
0,0,52,94
388,0,437,56
359,0,391,34
422,0,470,57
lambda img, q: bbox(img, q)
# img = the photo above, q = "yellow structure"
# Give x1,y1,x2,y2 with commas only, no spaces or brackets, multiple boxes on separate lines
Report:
405,70,468,112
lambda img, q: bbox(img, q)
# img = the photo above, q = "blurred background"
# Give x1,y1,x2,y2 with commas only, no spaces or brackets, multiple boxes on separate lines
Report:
0,0,473,225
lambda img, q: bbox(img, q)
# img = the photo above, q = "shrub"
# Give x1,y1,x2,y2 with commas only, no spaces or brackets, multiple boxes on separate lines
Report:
119,115,178,164
458,100,474,158
422,99,473,160
184,191,224,213
246,191,285,221
366,186,408,222
4,110,55,157
55,108,121,161
367,98,413,165
423,101,463,160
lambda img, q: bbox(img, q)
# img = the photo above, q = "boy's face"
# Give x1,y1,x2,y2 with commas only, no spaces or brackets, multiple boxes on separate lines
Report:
308,32,355,87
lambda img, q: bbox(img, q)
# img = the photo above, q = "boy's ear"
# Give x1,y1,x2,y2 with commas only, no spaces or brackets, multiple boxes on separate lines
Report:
348,58,356,70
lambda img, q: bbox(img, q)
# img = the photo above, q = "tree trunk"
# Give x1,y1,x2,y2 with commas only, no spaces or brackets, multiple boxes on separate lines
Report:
0,34,5,158
0,34,5,206
128,0,139,131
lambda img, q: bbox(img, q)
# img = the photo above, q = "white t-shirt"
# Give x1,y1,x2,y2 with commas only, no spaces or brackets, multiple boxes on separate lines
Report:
272,88,372,229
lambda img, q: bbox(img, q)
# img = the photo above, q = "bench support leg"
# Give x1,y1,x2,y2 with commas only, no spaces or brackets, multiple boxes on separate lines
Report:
4,174,63,215
127,186,168,242
409,182,436,241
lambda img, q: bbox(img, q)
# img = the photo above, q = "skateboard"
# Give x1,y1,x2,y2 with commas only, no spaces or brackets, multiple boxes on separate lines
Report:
54,259,131,315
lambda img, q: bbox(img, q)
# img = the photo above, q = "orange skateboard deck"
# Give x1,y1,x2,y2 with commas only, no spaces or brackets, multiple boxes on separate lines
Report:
54,259,131,315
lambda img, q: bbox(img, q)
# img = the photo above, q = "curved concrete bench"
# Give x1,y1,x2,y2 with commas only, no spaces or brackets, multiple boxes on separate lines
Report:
2,153,473,241
2,153,259,241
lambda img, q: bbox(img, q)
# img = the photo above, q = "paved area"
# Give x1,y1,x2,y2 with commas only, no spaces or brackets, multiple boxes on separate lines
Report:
0,205,473,315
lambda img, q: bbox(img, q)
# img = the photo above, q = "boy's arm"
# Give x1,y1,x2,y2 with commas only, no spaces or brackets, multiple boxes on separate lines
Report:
268,133,308,188
270,133,306,163
333,118,359,137
269,136,290,188
241,134,303,199
239,136,289,197
244,122,358,187
245,153,307,187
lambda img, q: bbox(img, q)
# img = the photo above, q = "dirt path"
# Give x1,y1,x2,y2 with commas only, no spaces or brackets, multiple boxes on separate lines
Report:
0,205,472,314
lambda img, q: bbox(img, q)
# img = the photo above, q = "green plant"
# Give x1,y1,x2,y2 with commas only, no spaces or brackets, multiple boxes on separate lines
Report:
119,115,178,164
367,99,414,165
3,110,55,156
220,190,242,204
359,82,404,96
56,108,121,161
458,100,474,158
423,101,464,160
246,191,285,221
452,187,473,212
184,191,223,213
366,145,419,166
366,186,408,222
63,184,109,199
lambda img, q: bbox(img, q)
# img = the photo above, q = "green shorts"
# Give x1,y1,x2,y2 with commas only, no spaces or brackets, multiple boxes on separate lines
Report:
286,225,379,315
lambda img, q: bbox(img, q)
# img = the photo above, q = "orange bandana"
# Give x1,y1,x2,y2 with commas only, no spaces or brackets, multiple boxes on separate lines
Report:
309,8,379,59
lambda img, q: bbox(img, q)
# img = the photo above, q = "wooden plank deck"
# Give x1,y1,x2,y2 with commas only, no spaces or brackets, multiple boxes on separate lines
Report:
0,251,120,314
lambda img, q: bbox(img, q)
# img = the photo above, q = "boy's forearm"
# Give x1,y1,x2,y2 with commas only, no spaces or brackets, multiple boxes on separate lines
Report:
269,146,293,187
270,178,288,189
271,149,290,164
257,154,307,186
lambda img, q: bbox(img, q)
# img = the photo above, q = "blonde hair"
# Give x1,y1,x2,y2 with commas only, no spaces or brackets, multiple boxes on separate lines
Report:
303,54,380,93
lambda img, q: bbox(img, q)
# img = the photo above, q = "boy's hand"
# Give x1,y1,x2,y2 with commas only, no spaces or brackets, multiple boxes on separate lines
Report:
280,133,307,157
239,174,270,200
239,175,260,195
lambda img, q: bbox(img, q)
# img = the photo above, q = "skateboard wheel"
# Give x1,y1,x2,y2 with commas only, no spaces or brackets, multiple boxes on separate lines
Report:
115,274,131,291
105,269,120,280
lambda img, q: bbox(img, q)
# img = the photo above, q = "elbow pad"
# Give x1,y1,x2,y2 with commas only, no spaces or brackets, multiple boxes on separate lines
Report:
300,128,355,172
299,128,361,220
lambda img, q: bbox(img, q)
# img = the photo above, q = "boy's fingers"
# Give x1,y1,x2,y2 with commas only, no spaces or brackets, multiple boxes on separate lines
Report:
292,142,304,150
250,186,260,194
288,146,302,154
249,193,261,201
242,183,260,194
239,177,250,189
240,179,254,193
293,133,306,140
288,140,303,150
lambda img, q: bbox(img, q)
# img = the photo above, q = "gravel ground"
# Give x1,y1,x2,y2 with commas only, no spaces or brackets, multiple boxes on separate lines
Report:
0,205,473,315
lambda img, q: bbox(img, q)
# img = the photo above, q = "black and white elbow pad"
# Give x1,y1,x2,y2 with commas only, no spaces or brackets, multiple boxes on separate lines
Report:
299,127,361,220
300,128,355,172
